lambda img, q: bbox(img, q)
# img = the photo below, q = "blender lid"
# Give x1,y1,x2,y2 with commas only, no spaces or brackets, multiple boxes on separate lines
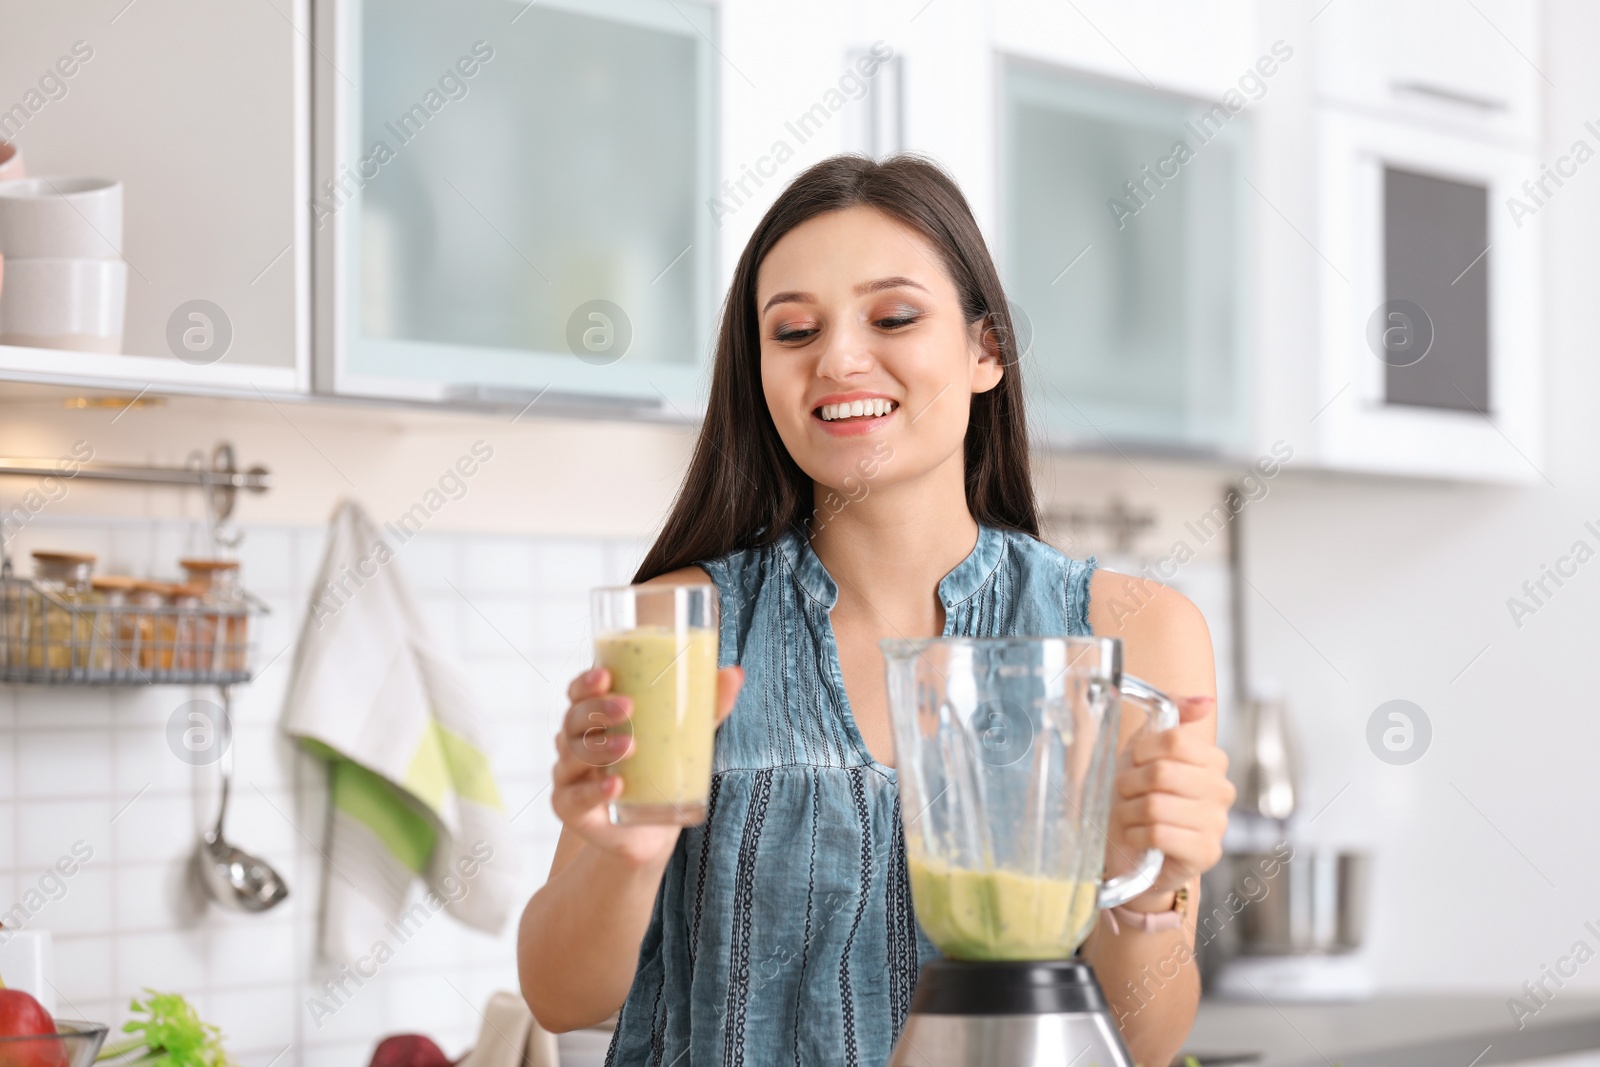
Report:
908,960,1111,1016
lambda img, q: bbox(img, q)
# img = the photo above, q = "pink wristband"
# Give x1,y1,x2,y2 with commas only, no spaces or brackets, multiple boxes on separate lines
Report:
1104,904,1183,935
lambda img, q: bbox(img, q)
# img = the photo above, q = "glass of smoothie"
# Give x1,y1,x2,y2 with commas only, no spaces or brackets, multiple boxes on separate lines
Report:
591,583,720,826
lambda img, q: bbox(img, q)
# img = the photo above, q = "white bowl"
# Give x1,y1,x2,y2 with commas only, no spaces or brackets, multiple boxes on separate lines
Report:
0,176,122,259
0,257,127,353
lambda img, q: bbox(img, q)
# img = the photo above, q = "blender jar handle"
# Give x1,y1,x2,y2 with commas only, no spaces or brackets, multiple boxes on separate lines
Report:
1096,674,1181,911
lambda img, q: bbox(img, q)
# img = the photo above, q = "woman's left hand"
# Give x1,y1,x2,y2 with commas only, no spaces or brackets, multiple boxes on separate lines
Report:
1106,695,1235,902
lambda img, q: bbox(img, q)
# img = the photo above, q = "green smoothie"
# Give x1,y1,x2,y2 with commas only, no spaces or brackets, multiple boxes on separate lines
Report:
908,856,1097,960
595,625,719,823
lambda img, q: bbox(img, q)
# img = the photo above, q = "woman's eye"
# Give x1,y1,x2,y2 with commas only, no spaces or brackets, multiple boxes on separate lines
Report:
875,314,920,330
773,325,816,343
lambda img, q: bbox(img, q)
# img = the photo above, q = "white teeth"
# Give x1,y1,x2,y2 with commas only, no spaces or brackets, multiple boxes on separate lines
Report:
818,399,898,421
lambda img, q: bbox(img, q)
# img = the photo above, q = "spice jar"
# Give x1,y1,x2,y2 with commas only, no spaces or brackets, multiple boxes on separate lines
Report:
179,559,247,673
0,566,22,671
169,583,205,673
30,552,97,671
130,580,174,671
90,576,138,675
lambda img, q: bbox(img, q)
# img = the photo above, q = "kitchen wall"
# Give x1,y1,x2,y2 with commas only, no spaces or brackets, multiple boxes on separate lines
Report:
0,508,645,1066
1229,0,1600,992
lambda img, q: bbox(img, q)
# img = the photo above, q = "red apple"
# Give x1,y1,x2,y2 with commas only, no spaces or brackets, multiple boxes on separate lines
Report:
0,989,65,1067
369,1035,452,1067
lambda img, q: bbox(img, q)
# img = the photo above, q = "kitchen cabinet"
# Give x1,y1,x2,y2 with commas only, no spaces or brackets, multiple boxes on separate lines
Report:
0,0,310,395
1311,108,1544,484
993,0,1257,102
999,58,1253,456
312,0,718,413
1314,0,1541,150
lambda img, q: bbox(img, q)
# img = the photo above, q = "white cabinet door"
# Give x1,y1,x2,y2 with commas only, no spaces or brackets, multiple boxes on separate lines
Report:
999,58,1253,456
1314,109,1543,483
0,0,310,395
994,0,1257,100
313,0,719,414
1315,0,1542,148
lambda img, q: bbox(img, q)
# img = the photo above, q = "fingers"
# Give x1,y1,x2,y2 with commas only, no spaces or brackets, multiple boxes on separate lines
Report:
1114,790,1229,837
714,666,745,725
551,770,622,824
1130,720,1230,770
1119,822,1224,873
567,665,611,705
1117,759,1233,803
553,722,632,784
561,691,631,741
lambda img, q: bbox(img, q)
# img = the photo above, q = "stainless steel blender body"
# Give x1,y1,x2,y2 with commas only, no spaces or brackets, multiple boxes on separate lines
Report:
889,960,1134,1067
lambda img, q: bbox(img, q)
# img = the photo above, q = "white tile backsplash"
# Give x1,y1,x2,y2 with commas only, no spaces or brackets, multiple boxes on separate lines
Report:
53,934,115,1001
0,516,601,1065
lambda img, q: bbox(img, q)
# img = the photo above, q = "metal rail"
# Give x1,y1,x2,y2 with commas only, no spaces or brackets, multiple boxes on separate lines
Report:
0,442,269,518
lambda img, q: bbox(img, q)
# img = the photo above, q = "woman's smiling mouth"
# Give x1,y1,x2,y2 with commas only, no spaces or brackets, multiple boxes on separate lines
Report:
811,394,900,435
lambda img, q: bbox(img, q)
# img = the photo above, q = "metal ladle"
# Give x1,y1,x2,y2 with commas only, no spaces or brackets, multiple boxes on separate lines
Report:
199,688,289,912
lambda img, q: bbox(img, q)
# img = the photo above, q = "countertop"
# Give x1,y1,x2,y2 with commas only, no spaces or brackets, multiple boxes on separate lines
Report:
552,995,1600,1066
1183,995,1600,1067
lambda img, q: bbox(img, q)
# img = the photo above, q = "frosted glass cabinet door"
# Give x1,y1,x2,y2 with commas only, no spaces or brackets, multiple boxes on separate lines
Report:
315,0,717,409
1002,62,1251,454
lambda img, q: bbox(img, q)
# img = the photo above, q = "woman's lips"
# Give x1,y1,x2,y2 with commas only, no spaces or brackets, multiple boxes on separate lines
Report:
812,398,898,436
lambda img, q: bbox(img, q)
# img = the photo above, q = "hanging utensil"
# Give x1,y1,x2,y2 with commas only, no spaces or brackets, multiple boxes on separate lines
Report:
1226,485,1298,821
197,687,289,912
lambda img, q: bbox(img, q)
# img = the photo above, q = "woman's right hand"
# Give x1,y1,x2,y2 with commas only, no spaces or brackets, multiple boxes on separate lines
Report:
551,664,745,868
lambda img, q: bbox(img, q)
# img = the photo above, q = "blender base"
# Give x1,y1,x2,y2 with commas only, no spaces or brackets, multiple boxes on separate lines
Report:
890,1011,1131,1067
888,960,1134,1067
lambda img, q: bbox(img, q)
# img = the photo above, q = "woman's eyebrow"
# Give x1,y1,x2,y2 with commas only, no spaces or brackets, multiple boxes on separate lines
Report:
759,276,929,315
854,275,928,298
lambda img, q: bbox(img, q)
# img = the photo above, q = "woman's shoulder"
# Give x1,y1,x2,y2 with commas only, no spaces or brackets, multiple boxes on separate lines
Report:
641,536,780,593
640,565,715,586
1086,568,1213,696
1085,567,1205,639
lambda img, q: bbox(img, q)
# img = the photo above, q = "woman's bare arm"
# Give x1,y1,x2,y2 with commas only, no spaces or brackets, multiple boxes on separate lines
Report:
518,819,679,1031
517,567,744,1032
1082,569,1230,1067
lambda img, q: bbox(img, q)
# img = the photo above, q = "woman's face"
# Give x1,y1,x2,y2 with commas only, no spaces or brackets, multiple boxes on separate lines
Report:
756,205,1003,502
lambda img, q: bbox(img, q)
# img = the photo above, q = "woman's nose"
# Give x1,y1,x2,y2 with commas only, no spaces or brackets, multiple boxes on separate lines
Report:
813,320,875,380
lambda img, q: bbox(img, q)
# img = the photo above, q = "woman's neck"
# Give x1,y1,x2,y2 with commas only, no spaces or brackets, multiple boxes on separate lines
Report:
806,453,978,628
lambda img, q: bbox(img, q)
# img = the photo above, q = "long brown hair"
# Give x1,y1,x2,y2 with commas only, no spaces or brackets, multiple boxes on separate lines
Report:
633,153,1038,583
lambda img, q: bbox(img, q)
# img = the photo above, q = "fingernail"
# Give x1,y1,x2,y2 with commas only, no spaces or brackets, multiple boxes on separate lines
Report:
604,697,631,720
583,668,603,685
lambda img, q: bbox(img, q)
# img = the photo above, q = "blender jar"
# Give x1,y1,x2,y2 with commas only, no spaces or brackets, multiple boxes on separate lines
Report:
882,635,1178,960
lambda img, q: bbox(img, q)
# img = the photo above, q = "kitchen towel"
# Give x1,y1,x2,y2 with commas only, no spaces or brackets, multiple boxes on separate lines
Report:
283,499,518,965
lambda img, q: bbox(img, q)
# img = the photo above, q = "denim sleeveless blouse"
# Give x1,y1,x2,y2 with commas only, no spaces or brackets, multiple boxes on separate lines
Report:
605,524,1097,1067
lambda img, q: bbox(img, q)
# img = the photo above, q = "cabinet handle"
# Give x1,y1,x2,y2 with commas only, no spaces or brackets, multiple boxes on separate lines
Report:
1389,80,1508,114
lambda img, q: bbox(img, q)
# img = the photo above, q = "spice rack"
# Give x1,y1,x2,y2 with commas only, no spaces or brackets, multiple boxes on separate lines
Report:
0,579,268,685
0,441,272,687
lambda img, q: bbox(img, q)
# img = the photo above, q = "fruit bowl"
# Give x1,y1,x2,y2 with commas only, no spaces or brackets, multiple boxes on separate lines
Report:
0,1020,109,1067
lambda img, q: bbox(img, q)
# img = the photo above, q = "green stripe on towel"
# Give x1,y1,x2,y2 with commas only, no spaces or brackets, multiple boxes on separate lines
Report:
331,761,436,874
404,721,505,811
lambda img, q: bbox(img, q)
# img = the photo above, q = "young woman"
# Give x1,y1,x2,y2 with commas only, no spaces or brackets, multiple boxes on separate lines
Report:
518,154,1234,1067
